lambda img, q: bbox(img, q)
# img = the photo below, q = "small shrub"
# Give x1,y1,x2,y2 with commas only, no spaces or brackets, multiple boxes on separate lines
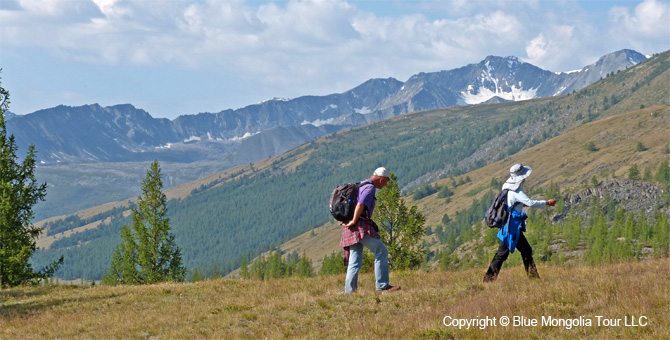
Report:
629,165,640,180
636,142,647,152
585,141,598,152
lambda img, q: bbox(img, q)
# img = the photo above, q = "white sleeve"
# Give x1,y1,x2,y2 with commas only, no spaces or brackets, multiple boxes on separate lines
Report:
509,189,546,210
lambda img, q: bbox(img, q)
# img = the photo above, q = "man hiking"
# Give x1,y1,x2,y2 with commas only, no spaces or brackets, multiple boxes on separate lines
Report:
483,163,556,282
340,167,401,294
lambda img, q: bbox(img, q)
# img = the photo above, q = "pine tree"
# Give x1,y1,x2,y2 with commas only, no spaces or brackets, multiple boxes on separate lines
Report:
628,164,640,180
319,251,345,276
239,257,250,279
654,212,669,256
295,252,314,278
0,79,62,287
103,160,186,284
373,173,426,270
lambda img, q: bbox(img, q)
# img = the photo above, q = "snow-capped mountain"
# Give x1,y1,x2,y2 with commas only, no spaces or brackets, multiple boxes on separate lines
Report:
5,49,647,165
371,49,647,118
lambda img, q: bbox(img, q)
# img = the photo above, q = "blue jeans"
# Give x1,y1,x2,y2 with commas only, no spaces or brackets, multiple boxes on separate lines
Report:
344,235,390,293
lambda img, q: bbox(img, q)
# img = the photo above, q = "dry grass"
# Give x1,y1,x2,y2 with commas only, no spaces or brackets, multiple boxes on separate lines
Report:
2,259,668,339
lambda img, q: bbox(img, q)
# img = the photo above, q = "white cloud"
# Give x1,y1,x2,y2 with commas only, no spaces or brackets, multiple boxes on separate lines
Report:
2,0,669,118
609,0,670,42
526,33,549,61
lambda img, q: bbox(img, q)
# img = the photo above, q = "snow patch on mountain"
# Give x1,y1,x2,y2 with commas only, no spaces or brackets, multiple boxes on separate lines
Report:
229,132,259,142
301,118,335,127
184,136,202,143
355,106,372,114
557,69,581,75
321,104,338,113
258,97,290,105
460,85,537,105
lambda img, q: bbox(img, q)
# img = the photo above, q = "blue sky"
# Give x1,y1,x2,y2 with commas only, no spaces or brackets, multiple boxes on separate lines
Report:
1,0,669,119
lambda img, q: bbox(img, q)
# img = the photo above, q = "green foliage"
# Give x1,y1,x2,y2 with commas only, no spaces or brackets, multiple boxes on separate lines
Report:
412,183,438,200
656,160,670,186
374,173,427,270
191,268,206,282
591,176,599,187
247,250,314,280
655,212,669,255
585,141,598,152
102,161,186,285
489,177,502,188
43,206,127,236
239,257,250,279
295,253,314,278
436,185,454,198
636,141,647,152
0,80,62,287
628,164,640,180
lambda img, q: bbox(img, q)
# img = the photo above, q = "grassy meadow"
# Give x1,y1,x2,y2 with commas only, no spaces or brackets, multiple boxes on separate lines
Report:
2,258,668,339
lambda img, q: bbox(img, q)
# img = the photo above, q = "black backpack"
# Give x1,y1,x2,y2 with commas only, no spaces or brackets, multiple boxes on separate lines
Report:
329,181,373,222
484,189,519,229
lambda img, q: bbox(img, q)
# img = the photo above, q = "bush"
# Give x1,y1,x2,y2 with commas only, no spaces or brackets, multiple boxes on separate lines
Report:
585,141,598,152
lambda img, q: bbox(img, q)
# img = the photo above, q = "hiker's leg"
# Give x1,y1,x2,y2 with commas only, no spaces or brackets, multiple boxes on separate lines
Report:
517,232,539,279
484,240,510,282
344,242,364,293
360,235,390,290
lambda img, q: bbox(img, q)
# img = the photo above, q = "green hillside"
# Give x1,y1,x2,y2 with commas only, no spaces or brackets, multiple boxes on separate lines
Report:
31,51,670,281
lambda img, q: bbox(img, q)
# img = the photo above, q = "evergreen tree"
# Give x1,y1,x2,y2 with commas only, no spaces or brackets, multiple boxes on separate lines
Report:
249,253,267,279
266,251,284,279
654,212,669,256
103,160,186,284
239,257,250,279
319,251,345,276
628,165,640,180
0,79,62,287
656,160,670,186
295,252,314,278
374,173,426,270
588,212,607,264
564,212,582,250
191,268,205,282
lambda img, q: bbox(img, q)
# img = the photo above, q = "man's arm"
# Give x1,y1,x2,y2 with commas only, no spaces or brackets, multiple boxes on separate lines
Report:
341,202,366,228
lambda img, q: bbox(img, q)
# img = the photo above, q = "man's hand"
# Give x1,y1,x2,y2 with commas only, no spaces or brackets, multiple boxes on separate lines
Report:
340,220,355,228
546,199,557,206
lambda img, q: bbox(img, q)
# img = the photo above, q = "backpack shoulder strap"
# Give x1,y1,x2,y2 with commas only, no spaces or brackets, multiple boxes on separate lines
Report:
505,189,521,211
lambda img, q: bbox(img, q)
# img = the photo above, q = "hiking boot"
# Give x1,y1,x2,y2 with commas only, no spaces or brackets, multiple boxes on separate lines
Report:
483,273,497,283
376,285,401,294
524,258,540,279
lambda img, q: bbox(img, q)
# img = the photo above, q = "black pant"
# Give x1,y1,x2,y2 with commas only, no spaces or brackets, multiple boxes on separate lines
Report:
484,232,539,281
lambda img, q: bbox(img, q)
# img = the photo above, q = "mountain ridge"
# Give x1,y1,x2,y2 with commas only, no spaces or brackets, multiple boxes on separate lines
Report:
8,49,648,166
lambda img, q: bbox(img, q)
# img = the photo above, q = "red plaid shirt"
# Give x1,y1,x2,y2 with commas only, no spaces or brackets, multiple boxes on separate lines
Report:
340,218,380,247
340,218,380,266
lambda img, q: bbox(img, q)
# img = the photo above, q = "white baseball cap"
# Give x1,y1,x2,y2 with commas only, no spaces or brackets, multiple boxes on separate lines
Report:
373,167,390,178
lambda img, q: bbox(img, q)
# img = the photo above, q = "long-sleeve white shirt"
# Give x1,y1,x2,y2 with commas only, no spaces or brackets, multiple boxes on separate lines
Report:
502,182,547,212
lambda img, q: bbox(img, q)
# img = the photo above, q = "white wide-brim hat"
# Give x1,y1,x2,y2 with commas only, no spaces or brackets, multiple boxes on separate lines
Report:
505,163,532,189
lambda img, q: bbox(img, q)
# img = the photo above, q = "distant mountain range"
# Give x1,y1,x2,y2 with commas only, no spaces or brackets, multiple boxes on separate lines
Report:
7,49,647,166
